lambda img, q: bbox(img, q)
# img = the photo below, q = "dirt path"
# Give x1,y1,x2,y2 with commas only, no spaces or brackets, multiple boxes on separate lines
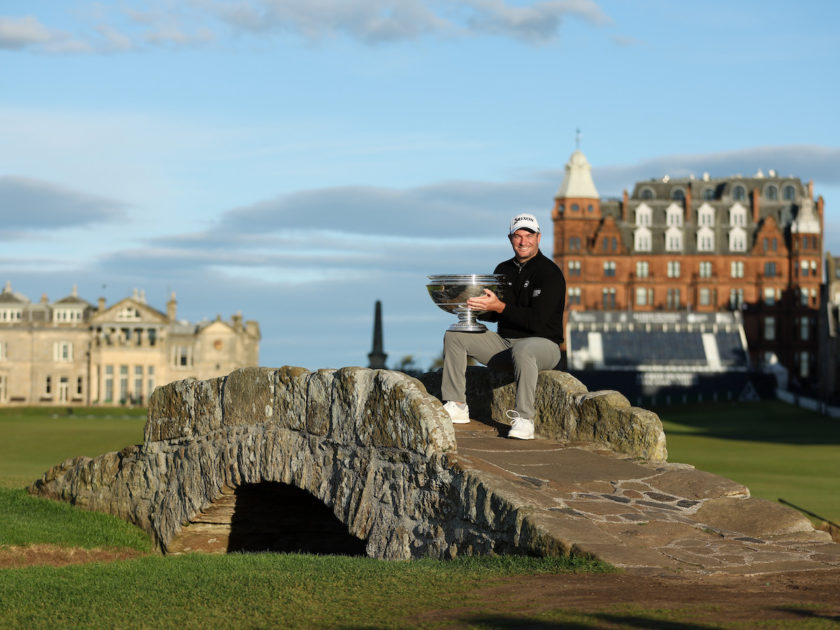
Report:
417,569,840,627
0,544,147,569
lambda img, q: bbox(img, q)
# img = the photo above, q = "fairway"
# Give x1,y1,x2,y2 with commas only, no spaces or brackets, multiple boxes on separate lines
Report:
0,407,146,489
655,400,840,525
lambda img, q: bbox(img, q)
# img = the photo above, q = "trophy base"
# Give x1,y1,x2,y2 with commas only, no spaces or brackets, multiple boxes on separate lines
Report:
446,307,488,332
447,321,488,333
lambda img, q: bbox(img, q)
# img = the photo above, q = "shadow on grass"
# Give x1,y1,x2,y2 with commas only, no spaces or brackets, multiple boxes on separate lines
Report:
653,400,840,446
448,613,719,629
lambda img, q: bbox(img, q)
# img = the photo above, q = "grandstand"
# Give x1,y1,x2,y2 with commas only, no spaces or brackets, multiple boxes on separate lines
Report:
566,311,765,405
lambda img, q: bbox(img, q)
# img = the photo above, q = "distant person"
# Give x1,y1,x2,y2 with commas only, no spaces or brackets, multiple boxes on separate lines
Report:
440,213,566,439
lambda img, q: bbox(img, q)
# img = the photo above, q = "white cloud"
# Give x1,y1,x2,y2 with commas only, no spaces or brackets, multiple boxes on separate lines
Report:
0,15,89,52
0,176,128,229
1,0,612,54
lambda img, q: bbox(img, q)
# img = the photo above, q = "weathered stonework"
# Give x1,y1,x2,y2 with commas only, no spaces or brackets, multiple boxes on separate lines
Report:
419,367,668,462
28,365,664,560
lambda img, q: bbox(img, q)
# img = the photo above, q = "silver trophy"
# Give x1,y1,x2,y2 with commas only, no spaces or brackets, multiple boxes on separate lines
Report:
426,274,506,332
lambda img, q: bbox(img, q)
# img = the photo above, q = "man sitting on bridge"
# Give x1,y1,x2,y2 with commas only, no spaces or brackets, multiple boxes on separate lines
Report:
440,213,566,440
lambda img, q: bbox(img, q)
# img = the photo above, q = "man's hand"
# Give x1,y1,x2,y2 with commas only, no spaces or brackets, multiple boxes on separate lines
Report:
467,289,506,313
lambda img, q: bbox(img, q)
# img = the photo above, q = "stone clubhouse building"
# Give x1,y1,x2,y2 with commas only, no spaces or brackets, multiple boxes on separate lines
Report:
0,283,260,406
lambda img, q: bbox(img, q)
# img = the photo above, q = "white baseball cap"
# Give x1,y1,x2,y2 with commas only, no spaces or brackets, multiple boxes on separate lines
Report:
509,213,541,235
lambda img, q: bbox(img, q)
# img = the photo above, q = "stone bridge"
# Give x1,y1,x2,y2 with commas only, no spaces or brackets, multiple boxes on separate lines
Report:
29,366,840,572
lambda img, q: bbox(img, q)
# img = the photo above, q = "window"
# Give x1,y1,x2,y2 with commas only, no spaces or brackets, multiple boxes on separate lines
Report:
764,262,777,277
119,365,128,403
698,205,715,226
117,305,141,321
699,288,711,306
77,376,83,396
697,227,714,252
729,227,746,252
801,260,809,277
799,352,810,378
667,288,681,310
699,261,712,278
587,204,594,212
733,185,746,201
45,376,52,395
764,288,776,306
601,237,616,252
567,260,581,276
729,204,747,226
666,204,683,227
703,187,715,201
800,318,810,341
568,287,581,305
603,261,616,277
635,205,652,226
634,227,651,251
667,261,681,278
134,366,143,402
800,289,810,306
571,203,579,211
764,316,775,341
54,341,73,362
730,289,744,309
173,346,193,368
635,287,652,306
783,185,795,200
104,365,114,402
731,261,744,278
636,261,649,278
0,309,23,321
602,288,616,310
641,188,654,200
665,226,683,252
811,260,818,276
568,237,581,251
671,188,685,201
765,185,778,200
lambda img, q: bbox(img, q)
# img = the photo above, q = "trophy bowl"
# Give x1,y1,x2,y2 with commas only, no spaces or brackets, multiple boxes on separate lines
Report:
426,274,506,332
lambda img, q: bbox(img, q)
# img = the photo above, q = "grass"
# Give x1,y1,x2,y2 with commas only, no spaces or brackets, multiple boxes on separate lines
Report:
0,488,151,551
0,406,146,489
0,553,608,629
655,400,840,524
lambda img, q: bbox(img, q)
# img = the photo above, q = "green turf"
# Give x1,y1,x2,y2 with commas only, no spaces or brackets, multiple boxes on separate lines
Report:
0,488,151,551
0,553,609,630
0,407,146,489
655,400,840,524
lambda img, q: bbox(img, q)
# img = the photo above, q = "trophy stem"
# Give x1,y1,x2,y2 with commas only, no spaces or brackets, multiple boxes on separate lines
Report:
448,306,488,332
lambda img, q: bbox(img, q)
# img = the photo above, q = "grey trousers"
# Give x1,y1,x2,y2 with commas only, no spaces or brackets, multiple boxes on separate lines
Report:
441,330,561,419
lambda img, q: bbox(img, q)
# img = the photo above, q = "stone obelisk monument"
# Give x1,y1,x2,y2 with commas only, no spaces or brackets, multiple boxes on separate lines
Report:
368,300,387,369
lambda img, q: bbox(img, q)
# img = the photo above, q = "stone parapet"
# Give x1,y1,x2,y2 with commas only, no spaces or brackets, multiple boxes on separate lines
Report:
419,367,667,462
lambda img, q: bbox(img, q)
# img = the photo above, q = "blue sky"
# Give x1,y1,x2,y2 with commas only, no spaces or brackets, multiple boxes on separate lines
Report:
1,0,838,371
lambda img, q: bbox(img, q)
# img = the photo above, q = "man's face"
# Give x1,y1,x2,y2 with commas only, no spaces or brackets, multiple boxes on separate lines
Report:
509,229,541,263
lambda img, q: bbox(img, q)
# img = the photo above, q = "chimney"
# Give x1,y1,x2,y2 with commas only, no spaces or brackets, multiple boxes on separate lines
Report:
368,300,387,369
684,184,692,224
808,180,814,199
622,189,629,222
751,188,760,224
166,292,177,321
232,311,243,331
98,297,106,312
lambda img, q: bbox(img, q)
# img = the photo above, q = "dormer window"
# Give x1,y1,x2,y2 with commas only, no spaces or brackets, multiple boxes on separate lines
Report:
728,226,746,252
698,204,715,227
783,184,796,200
635,204,652,226
634,227,651,252
703,187,715,201
697,226,715,252
666,204,683,227
732,185,746,201
640,188,655,200
665,226,683,252
765,185,778,200
729,203,747,227
671,188,685,201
